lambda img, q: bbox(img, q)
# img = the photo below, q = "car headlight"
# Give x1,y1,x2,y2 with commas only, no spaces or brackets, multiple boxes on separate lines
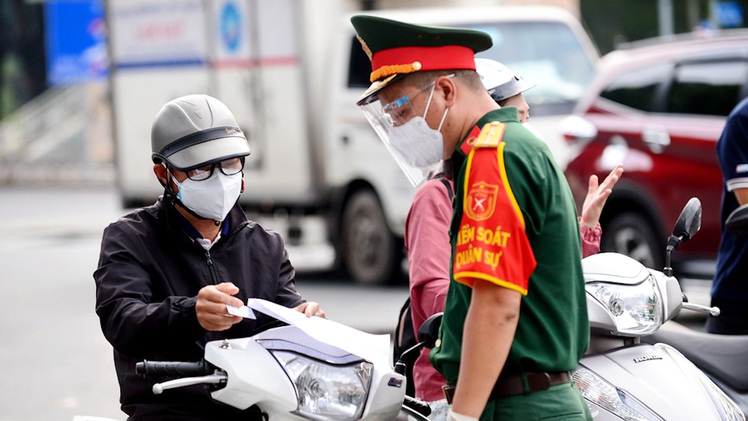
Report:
272,350,372,420
572,365,663,421
587,275,663,336
656,344,745,421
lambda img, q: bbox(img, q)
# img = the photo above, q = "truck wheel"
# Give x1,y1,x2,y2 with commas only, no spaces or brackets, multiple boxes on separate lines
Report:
601,212,664,269
340,189,402,284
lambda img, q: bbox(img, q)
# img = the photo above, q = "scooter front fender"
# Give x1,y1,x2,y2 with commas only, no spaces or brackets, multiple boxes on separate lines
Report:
580,343,724,420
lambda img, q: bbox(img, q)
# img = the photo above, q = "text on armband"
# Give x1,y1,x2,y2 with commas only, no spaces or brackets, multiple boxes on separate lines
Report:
454,225,511,271
456,225,511,247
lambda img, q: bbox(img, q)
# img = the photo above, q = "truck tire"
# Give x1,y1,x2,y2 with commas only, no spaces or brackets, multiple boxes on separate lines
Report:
340,189,402,284
601,212,664,270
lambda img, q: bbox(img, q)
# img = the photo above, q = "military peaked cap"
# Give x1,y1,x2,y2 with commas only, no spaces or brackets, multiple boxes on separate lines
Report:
351,14,493,103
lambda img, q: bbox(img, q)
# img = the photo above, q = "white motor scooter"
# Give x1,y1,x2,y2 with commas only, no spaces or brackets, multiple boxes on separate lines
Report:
136,299,431,420
641,202,748,418
573,198,745,420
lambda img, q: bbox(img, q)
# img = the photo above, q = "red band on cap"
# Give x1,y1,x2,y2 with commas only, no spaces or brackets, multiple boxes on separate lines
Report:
371,45,476,81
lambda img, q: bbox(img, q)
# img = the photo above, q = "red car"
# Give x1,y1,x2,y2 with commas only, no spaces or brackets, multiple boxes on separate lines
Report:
563,30,748,272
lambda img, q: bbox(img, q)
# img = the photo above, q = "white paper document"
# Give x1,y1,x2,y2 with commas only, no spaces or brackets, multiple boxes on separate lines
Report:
246,298,391,363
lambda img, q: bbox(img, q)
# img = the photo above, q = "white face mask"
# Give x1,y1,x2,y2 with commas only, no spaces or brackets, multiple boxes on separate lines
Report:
173,171,243,221
388,116,445,168
388,85,449,170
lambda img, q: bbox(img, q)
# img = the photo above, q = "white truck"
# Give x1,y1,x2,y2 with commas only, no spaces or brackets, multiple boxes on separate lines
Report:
106,0,599,284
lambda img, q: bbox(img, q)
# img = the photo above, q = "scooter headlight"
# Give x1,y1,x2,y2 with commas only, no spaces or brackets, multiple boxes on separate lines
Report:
572,365,663,421
272,351,372,420
586,274,663,336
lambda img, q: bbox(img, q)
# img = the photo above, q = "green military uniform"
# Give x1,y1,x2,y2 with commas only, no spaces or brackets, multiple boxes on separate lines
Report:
349,13,591,420
430,108,590,420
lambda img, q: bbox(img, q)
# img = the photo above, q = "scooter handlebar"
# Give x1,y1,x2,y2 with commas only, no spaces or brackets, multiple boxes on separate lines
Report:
135,360,211,378
403,395,432,418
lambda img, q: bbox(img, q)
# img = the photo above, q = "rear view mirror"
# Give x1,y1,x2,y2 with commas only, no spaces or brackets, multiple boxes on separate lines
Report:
672,197,702,242
664,197,702,275
418,312,443,349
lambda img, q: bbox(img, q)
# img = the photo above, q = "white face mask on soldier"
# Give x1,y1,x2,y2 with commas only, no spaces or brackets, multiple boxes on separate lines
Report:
174,171,243,221
387,84,449,170
388,115,445,168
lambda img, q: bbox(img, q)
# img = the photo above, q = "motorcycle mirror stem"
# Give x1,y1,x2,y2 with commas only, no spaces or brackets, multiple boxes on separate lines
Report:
664,236,678,277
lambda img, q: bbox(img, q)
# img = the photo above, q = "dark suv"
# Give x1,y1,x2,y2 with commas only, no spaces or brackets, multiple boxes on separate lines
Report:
563,30,748,272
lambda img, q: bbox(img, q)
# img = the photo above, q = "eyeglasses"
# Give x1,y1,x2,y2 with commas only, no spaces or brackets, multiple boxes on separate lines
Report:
183,157,245,181
380,74,455,126
380,82,435,124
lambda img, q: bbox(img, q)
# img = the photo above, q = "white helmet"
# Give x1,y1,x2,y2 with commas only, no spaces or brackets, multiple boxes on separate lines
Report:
151,94,250,171
475,58,535,103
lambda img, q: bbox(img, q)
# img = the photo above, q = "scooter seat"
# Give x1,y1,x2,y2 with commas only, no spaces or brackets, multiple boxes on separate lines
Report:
645,321,748,392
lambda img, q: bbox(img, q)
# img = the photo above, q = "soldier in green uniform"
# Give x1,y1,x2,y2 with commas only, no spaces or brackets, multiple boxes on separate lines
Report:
351,15,591,421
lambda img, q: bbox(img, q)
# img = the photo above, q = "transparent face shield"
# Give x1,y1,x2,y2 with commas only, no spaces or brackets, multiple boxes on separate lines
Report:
359,78,450,186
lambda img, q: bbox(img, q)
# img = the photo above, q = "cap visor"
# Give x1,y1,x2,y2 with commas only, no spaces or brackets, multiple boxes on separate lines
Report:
357,73,407,106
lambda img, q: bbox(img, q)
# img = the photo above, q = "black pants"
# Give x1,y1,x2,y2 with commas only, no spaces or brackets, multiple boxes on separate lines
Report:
706,298,748,335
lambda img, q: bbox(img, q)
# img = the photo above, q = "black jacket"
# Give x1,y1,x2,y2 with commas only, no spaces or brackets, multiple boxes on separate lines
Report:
94,197,304,419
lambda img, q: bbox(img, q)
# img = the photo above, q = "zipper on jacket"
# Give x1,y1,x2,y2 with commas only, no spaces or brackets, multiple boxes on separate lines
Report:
205,250,219,284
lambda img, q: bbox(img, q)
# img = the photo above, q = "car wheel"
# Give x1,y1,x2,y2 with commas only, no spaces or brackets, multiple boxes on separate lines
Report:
340,189,402,284
601,212,664,270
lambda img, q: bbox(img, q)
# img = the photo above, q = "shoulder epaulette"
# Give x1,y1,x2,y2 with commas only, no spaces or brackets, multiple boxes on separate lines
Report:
474,121,506,148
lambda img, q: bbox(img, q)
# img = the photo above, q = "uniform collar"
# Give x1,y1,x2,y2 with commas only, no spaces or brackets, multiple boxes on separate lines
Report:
456,108,519,157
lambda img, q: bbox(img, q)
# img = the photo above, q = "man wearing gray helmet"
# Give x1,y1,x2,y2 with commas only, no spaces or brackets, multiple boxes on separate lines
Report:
94,94,325,420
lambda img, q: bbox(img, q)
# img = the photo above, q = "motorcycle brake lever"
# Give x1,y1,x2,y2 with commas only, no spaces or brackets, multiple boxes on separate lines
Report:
681,302,720,317
152,373,228,394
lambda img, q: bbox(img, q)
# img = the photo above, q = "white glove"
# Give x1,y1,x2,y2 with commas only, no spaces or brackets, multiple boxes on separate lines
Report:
448,409,479,421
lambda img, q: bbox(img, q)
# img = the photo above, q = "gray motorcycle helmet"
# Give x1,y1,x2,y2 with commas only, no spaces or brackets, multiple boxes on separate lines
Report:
151,94,250,171
475,58,535,103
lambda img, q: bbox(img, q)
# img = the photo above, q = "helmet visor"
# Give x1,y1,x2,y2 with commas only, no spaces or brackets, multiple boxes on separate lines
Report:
153,126,250,171
488,77,535,103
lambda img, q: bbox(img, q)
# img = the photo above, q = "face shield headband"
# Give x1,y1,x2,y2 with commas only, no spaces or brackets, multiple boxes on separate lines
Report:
359,76,452,186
